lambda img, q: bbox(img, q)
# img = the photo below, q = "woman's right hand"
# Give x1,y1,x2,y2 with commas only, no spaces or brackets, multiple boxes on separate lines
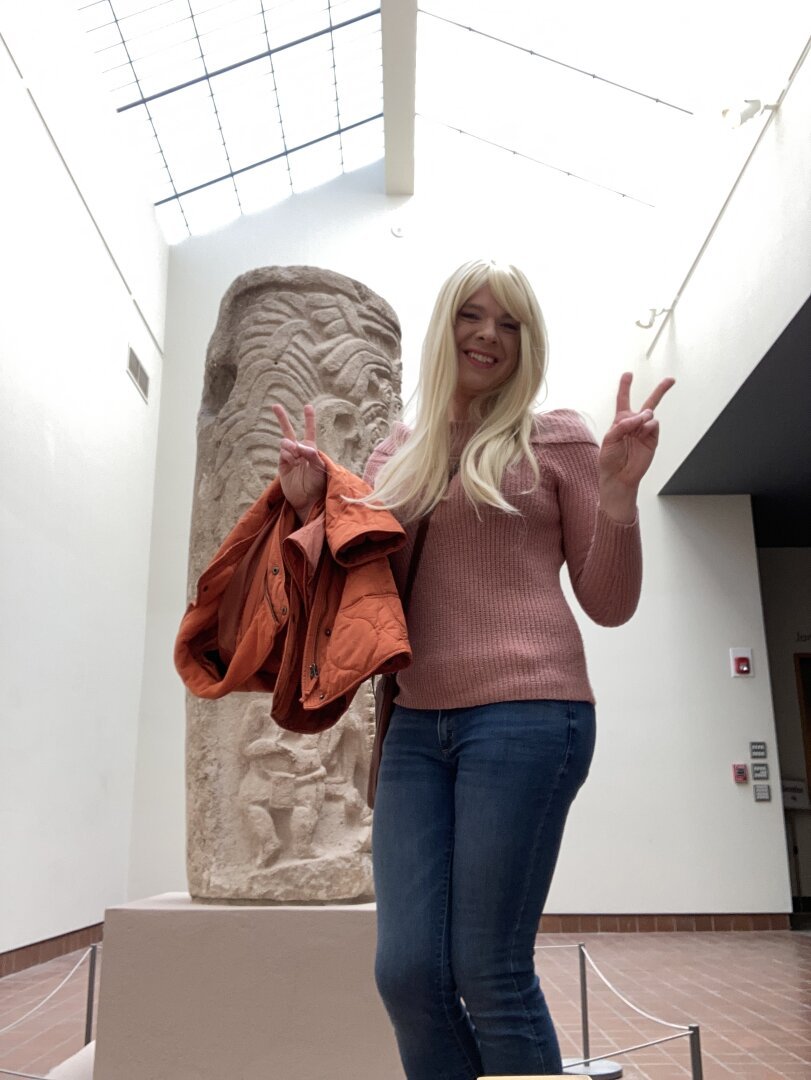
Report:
271,403,326,522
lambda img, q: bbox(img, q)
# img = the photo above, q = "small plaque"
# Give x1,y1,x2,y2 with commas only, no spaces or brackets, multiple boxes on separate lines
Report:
750,741,767,759
783,780,811,809
752,764,769,780
754,784,771,802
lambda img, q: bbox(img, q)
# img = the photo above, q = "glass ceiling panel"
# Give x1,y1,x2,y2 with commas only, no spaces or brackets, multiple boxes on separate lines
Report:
198,16,267,71
125,20,196,64
130,37,207,98
192,0,260,36
217,121,287,172
96,42,132,78
107,0,161,18
187,0,242,15
179,178,241,234
340,116,384,171
109,81,142,111
287,132,343,193
86,22,123,52
116,104,164,174
234,157,293,214
119,0,189,42
331,0,377,21
272,35,338,147
148,87,229,192
262,0,333,49
76,1,383,238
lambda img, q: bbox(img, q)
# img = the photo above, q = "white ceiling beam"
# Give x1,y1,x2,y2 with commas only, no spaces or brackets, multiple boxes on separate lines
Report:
381,0,417,195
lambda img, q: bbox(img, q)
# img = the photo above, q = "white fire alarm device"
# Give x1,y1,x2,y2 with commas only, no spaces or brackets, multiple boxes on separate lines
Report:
730,647,753,677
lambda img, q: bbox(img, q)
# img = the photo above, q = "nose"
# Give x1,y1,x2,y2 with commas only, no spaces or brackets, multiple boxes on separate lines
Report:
476,317,497,341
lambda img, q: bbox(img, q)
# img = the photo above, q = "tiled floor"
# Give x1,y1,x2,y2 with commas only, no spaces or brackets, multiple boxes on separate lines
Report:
0,946,99,1078
0,932,809,1078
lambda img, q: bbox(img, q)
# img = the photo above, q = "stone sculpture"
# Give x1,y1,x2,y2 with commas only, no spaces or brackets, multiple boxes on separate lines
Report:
185,267,401,902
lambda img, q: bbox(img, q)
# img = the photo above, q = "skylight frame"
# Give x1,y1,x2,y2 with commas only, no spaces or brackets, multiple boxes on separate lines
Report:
77,1,384,238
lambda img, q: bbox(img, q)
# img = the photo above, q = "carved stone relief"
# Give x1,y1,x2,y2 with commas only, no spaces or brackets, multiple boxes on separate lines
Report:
185,266,401,902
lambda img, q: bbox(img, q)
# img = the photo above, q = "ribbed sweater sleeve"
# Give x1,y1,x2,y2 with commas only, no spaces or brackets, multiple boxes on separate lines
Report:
548,438,642,627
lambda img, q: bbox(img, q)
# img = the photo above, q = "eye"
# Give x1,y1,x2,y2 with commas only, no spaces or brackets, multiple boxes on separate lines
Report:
501,321,520,333
457,309,478,321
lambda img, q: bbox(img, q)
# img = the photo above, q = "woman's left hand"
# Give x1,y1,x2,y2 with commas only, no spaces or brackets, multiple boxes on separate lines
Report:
600,371,673,518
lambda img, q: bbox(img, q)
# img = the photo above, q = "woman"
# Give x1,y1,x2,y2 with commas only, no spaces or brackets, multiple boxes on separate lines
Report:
273,260,673,1079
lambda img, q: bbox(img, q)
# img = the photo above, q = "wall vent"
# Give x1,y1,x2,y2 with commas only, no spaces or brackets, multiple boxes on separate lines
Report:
127,347,149,402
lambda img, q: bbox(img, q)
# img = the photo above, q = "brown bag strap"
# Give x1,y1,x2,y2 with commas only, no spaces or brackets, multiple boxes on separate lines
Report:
401,512,432,615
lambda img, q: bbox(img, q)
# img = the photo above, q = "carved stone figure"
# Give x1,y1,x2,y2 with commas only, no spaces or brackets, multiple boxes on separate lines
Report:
185,267,401,903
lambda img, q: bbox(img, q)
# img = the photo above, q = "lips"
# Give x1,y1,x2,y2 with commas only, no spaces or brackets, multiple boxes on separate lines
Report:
465,350,498,368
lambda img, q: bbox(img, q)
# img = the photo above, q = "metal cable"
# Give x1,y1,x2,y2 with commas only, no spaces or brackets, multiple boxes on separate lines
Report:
565,1028,691,1067
0,950,91,1037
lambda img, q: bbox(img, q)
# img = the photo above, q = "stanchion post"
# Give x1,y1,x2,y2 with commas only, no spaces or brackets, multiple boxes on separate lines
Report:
84,945,97,1046
688,1024,703,1080
578,941,591,1063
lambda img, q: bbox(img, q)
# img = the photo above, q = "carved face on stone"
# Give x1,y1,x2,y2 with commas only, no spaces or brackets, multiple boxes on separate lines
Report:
194,267,402,539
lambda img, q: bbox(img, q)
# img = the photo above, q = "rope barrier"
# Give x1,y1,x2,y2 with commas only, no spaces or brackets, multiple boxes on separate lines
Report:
0,950,91,1037
581,946,690,1031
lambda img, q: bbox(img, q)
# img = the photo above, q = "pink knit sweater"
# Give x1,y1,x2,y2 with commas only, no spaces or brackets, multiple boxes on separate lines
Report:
362,409,642,708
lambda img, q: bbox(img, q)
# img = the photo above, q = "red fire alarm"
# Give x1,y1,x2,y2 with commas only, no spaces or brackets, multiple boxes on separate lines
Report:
732,763,749,783
730,648,753,677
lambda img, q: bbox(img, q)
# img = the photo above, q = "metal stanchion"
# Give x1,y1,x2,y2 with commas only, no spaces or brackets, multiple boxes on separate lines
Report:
688,1025,704,1080
84,944,97,1046
562,944,622,1078
579,942,590,1061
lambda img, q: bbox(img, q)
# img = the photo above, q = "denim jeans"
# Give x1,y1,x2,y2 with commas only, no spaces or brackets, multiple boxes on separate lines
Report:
372,698,596,1080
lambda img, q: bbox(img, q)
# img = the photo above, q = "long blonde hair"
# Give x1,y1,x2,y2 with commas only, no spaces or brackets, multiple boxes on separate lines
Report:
367,260,548,521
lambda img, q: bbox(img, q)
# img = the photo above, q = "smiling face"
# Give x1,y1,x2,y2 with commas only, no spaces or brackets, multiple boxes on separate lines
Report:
451,283,521,420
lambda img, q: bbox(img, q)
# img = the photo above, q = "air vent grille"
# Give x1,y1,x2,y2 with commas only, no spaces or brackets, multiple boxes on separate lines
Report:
127,347,149,401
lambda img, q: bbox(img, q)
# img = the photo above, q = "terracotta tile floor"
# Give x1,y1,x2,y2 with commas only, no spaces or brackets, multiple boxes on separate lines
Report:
0,932,809,1078
0,946,99,1078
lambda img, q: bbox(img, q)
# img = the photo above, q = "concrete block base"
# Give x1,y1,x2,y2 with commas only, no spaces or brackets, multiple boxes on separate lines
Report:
47,1042,94,1078
93,892,400,1080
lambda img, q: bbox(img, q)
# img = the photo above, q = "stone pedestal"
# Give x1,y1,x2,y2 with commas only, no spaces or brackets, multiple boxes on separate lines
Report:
93,893,400,1080
47,1043,94,1078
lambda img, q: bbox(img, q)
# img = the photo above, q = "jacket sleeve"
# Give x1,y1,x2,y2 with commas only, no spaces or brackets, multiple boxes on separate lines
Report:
173,482,293,697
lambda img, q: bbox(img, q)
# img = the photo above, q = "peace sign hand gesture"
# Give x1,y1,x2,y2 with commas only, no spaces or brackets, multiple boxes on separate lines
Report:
271,402,326,522
598,372,675,521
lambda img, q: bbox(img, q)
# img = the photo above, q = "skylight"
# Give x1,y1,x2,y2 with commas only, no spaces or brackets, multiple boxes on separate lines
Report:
76,0,384,240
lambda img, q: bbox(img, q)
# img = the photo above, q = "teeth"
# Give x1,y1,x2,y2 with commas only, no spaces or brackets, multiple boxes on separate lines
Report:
468,351,496,365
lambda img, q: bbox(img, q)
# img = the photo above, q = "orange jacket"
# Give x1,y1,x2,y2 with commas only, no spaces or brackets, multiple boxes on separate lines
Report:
174,456,410,733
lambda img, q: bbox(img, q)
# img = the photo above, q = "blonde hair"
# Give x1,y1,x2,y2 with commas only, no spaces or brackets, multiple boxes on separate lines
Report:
366,259,549,521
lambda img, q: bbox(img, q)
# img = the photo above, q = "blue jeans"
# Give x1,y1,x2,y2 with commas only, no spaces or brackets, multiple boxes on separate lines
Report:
372,699,596,1080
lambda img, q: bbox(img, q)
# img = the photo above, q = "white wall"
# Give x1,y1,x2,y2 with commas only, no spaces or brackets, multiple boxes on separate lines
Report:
645,33,811,491
757,548,811,895
0,2,167,950
132,89,795,910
